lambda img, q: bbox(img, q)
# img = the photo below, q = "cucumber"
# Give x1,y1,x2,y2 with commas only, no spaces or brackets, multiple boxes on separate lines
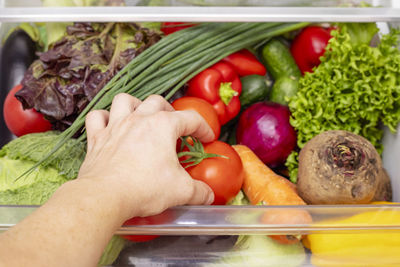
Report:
262,38,302,106
261,38,301,80
239,74,270,107
270,76,298,106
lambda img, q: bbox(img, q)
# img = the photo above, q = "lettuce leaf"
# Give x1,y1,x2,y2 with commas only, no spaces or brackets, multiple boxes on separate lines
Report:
343,22,379,46
0,131,86,179
0,157,69,205
15,22,161,131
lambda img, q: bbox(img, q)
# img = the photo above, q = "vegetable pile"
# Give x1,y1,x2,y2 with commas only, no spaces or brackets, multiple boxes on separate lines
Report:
287,25,400,181
2,9,400,266
16,21,307,177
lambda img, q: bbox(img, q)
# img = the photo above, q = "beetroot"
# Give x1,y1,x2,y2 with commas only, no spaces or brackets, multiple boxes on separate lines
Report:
236,102,296,168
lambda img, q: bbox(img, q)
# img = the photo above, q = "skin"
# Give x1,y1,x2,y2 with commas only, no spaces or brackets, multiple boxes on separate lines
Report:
0,94,215,267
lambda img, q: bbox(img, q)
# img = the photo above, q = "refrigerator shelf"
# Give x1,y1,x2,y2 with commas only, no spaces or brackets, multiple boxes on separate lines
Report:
2,204,400,235
1,6,400,23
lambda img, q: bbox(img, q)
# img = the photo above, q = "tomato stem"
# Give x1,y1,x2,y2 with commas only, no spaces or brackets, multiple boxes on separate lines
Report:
177,137,228,168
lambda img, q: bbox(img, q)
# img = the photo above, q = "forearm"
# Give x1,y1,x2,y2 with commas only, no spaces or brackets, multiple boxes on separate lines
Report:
0,178,132,267
0,94,215,266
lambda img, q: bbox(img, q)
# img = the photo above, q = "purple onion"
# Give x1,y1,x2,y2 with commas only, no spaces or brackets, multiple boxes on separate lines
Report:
236,102,297,168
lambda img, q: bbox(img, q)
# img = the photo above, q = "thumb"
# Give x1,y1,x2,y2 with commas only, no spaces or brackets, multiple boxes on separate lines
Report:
187,180,215,205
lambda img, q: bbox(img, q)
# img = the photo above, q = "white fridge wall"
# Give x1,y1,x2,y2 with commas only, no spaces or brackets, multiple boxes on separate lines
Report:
382,0,400,202
383,128,400,202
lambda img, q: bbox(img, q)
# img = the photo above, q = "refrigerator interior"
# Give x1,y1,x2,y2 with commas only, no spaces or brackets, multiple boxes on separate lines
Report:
0,0,400,266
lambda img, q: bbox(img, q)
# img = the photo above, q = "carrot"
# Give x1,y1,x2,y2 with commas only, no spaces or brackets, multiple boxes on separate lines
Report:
232,145,312,244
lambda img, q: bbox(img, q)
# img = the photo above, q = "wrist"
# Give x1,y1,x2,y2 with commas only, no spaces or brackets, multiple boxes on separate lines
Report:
55,178,138,226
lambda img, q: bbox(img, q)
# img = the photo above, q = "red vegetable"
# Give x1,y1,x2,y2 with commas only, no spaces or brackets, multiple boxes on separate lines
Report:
180,140,244,205
171,96,220,141
121,210,173,242
290,26,333,74
160,22,195,35
223,49,267,77
187,62,242,125
236,102,296,168
121,216,159,242
3,84,52,137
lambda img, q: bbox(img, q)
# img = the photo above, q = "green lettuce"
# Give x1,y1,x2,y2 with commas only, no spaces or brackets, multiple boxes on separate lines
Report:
0,132,125,265
227,190,249,206
342,22,379,46
287,26,400,182
0,131,86,180
0,157,69,205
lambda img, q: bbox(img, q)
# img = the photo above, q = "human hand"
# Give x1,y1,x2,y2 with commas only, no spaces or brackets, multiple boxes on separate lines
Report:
78,94,215,220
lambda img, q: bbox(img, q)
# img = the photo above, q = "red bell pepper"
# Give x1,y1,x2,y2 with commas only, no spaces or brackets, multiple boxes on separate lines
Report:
160,22,195,35
187,62,242,125
290,26,334,74
222,49,267,77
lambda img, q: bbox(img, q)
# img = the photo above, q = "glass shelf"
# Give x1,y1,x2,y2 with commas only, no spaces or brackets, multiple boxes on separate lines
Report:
2,204,400,235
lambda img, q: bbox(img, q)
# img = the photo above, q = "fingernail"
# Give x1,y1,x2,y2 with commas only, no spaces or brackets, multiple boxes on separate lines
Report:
206,192,214,205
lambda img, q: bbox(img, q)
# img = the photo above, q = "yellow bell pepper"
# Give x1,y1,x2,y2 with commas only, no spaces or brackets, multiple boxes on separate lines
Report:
306,202,400,267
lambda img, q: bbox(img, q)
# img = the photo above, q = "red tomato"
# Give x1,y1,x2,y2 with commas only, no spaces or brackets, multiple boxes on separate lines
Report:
182,141,244,205
223,49,267,77
290,26,333,74
3,84,52,137
121,211,173,242
160,22,195,35
172,96,221,141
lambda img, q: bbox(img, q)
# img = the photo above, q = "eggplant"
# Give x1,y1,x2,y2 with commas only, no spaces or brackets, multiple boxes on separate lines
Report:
0,29,37,146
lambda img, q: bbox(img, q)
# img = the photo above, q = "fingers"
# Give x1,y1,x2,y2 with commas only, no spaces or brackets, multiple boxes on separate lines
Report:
86,110,109,152
186,179,215,205
135,95,174,116
109,93,141,125
171,110,215,143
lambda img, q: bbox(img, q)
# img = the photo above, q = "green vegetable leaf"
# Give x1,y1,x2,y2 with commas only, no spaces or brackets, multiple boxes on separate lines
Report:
0,132,84,203
0,132,86,180
139,22,162,33
44,22,72,50
98,235,126,266
339,22,379,46
0,157,69,205
227,190,249,206
287,26,400,183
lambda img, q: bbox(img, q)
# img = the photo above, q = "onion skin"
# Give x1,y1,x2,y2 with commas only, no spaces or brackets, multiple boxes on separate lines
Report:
236,102,297,168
